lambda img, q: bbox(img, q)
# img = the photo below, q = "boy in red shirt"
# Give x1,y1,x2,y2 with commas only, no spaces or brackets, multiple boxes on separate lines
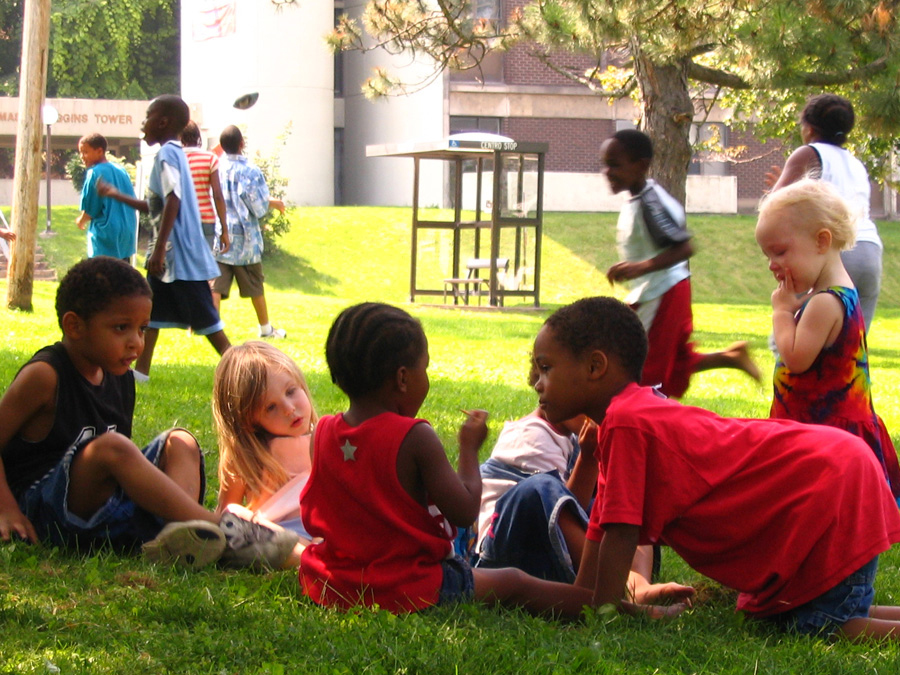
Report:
533,296,900,639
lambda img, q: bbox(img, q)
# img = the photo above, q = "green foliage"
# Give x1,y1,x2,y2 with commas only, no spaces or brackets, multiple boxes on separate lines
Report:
0,1,23,95
252,123,293,253
49,0,179,99
66,154,138,193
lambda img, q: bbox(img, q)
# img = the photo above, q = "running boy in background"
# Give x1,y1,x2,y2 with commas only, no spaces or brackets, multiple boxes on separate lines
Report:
181,121,230,255
535,296,900,640
99,95,230,380
300,302,692,616
601,129,759,398
75,133,137,260
0,257,292,570
214,125,287,340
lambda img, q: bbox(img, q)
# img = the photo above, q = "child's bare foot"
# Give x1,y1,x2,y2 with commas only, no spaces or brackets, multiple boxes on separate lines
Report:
725,341,761,382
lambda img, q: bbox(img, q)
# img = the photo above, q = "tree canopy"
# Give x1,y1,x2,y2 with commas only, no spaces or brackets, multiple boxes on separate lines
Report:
0,0,179,100
332,0,900,202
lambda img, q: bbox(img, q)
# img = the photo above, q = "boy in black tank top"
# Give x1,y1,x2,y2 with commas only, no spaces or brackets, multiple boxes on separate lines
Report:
0,257,294,569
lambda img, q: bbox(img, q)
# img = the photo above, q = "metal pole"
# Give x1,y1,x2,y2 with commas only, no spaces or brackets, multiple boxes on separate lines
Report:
44,122,52,234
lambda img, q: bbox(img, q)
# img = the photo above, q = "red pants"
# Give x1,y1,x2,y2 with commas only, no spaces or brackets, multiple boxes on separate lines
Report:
635,279,702,399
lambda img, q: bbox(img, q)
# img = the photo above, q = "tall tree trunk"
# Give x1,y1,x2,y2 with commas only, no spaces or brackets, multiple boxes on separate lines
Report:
633,47,693,206
7,0,51,311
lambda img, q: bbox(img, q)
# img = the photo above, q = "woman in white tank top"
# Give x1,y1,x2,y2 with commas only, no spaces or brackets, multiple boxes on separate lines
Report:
767,94,882,332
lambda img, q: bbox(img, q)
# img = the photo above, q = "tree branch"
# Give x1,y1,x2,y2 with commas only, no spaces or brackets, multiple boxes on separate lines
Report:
687,56,890,90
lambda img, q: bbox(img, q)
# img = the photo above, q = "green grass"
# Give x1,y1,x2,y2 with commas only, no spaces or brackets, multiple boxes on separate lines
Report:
2,206,900,673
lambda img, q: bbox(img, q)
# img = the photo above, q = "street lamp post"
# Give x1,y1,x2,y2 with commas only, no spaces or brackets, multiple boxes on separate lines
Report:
41,103,58,236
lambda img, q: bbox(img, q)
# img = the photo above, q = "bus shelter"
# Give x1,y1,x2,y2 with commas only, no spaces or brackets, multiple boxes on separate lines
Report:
367,134,548,308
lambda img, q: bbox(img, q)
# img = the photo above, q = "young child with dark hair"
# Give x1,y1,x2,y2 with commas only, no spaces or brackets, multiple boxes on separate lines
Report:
99,95,230,381
75,132,137,260
299,302,691,616
0,257,290,568
535,296,900,640
601,129,759,398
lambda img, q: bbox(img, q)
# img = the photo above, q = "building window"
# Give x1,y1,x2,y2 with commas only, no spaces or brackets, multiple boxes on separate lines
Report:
449,0,503,83
334,8,344,97
449,116,501,135
689,123,729,176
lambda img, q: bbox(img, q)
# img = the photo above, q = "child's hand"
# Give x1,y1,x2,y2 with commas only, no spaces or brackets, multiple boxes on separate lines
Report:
0,504,37,544
147,247,166,278
764,165,783,190
577,417,599,456
96,179,117,199
606,260,646,284
270,199,286,214
619,599,691,620
771,269,809,315
0,228,15,242
632,581,696,606
458,409,488,455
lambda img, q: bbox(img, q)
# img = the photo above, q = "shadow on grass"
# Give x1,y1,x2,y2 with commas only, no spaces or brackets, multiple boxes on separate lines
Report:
261,246,340,295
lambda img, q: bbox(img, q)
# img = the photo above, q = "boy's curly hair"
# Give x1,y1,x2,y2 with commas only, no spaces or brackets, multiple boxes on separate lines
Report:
325,302,427,399
544,297,647,383
55,257,151,328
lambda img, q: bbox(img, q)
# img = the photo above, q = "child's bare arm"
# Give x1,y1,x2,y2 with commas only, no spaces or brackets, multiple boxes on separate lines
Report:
216,471,247,513
399,413,487,527
566,418,599,511
771,145,819,191
97,178,149,213
607,240,693,284
772,272,843,373
210,171,230,254
147,193,180,277
0,363,57,542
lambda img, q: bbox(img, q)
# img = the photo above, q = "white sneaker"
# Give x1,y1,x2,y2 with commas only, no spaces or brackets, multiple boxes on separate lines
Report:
142,520,226,569
259,326,287,339
219,511,299,570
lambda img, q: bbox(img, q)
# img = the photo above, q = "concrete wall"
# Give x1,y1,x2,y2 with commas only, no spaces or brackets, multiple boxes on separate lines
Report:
462,172,738,213
180,0,334,206
0,179,80,207
341,3,446,207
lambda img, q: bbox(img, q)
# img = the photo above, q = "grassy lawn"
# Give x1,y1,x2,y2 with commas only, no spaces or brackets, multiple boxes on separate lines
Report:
2,206,900,673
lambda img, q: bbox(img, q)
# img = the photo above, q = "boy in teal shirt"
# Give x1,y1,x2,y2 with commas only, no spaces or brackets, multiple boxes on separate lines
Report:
76,133,137,260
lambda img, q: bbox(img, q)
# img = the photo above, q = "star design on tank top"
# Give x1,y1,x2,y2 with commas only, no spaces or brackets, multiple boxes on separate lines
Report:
340,440,357,461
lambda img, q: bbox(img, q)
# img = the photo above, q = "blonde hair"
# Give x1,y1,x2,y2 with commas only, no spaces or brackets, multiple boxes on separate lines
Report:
758,178,857,251
212,341,318,502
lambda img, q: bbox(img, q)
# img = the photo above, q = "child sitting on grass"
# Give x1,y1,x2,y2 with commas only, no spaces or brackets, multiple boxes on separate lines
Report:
299,302,692,616
0,257,295,570
535,296,900,640
756,179,900,500
213,341,319,568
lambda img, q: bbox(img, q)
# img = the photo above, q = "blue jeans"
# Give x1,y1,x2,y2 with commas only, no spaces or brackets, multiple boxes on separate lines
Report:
767,557,878,637
476,470,588,583
437,555,476,605
19,429,206,552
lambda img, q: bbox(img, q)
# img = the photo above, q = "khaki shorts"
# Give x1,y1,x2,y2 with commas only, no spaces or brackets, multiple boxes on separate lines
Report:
213,262,265,299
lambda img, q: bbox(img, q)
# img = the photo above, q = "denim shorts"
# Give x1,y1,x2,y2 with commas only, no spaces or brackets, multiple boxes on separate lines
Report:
437,555,475,605
18,429,206,552
768,557,878,637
